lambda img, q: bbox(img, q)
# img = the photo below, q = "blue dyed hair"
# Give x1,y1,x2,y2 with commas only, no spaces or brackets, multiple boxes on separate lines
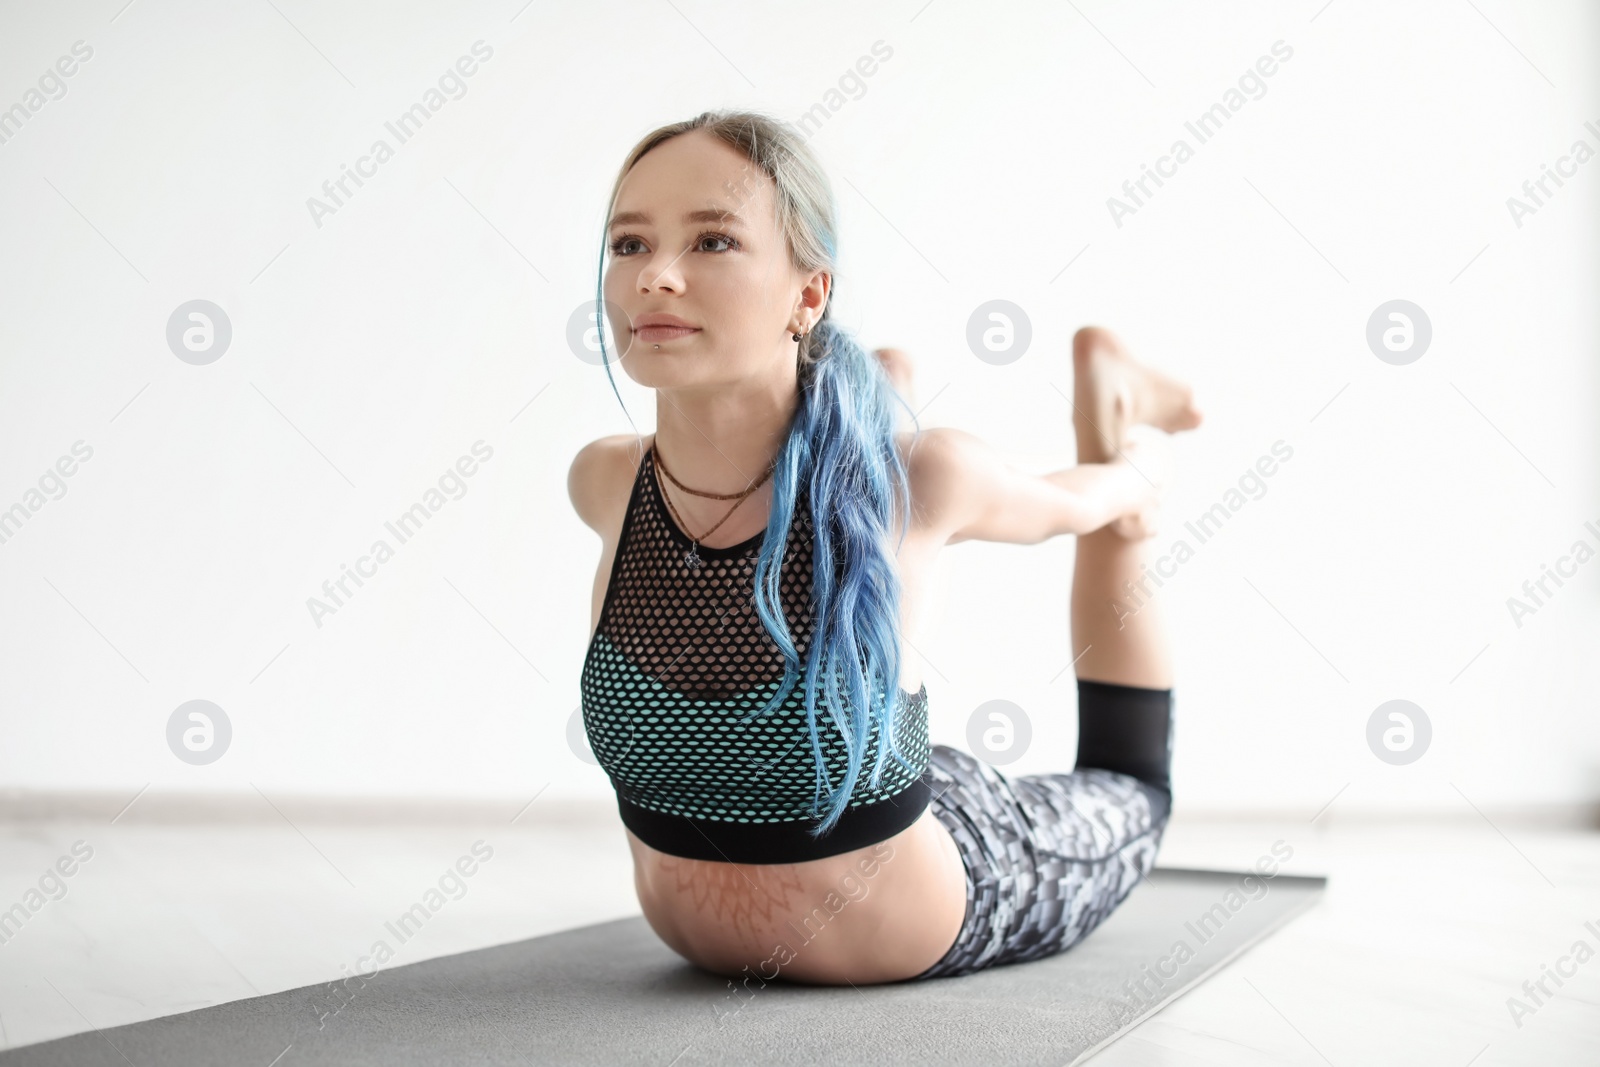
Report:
594,109,923,839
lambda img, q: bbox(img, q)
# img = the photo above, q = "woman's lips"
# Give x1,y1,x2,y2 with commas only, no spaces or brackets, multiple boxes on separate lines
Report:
635,325,700,343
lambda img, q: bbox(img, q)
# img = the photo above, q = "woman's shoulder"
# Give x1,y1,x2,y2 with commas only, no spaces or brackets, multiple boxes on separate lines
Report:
892,428,961,538
567,433,651,535
891,427,993,545
893,426,972,491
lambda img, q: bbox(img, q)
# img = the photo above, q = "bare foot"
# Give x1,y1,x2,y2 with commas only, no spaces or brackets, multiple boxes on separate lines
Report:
1072,327,1203,462
873,347,916,409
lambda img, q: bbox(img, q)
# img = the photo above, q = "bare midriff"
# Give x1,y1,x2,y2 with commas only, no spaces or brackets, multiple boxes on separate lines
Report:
625,806,969,984
593,431,968,984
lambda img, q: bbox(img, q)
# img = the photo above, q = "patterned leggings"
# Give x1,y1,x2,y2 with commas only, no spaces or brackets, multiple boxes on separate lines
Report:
913,678,1174,980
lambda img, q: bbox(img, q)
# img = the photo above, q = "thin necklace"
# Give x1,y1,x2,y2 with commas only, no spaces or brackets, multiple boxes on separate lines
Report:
651,443,776,570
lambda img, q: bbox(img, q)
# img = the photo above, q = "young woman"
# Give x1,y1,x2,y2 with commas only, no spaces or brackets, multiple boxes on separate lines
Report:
569,110,1202,986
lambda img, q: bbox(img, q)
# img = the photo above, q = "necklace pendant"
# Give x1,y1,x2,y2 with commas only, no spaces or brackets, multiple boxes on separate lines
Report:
684,545,703,570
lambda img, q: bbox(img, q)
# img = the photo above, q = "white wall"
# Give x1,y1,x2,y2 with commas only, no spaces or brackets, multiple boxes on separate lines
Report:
1,0,1595,817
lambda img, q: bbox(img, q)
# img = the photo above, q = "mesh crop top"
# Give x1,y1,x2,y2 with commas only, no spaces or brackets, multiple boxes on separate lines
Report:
580,443,932,865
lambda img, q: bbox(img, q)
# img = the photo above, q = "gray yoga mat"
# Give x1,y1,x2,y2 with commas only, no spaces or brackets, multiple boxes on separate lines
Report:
2,866,1326,1067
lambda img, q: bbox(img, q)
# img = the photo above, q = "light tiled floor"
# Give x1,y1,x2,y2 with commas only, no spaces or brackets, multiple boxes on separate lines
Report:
0,805,1596,1064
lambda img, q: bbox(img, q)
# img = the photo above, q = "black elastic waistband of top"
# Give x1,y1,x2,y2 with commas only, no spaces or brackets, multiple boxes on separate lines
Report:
615,769,934,865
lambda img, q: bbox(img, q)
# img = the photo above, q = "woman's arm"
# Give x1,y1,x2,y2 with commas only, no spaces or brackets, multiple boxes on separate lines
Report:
906,426,1152,546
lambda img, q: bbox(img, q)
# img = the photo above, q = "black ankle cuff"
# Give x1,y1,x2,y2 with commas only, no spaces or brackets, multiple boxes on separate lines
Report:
1075,678,1173,796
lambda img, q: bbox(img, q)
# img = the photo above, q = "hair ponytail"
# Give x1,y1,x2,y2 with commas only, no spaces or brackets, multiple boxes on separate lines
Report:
750,314,921,836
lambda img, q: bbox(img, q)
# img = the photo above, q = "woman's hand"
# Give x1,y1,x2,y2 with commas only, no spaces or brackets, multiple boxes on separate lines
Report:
1109,431,1171,541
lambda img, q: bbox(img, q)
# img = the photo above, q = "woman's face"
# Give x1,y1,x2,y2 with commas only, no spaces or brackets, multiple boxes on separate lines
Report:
603,129,826,390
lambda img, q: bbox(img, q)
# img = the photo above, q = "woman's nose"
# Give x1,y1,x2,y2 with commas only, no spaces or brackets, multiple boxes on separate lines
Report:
638,248,686,293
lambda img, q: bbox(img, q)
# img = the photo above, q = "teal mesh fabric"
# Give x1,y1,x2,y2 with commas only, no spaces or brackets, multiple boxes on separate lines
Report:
584,631,929,822
579,445,932,862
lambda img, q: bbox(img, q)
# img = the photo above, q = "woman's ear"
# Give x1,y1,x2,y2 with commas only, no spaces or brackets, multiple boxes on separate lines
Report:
797,269,830,322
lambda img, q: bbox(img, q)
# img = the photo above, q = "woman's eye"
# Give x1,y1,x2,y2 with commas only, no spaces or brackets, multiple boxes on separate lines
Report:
608,232,739,257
